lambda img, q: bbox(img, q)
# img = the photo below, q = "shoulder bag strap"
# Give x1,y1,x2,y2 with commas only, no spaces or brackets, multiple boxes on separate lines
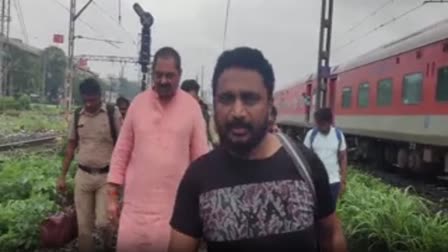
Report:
276,132,316,204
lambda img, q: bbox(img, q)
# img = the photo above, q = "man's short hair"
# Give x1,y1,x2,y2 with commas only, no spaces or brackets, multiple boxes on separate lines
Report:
314,108,333,123
79,78,101,96
212,47,275,98
116,96,130,106
152,47,182,72
181,79,200,93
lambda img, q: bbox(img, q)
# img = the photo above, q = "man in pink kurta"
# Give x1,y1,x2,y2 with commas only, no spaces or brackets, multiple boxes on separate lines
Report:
107,47,209,252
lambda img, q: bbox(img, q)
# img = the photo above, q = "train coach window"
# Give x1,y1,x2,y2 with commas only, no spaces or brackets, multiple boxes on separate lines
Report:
377,79,393,106
342,87,352,108
402,73,423,105
436,67,448,102
358,82,369,108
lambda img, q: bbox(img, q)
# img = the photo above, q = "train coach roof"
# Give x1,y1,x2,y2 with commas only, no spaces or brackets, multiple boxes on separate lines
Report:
335,18,448,74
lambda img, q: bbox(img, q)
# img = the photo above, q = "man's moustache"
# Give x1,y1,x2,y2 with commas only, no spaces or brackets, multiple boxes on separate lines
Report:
226,121,252,131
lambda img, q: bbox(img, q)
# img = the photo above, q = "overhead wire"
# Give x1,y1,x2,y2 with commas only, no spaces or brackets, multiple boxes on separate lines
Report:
52,0,108,40
91,0,137,45
333,1,425,53
13,0,28,43
343,0,396,34
222,0,231,51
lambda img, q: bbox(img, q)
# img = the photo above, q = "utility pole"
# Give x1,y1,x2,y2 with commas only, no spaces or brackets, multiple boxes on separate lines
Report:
5,0,9,38
314,0,334,111
64,0,94,114
1,0,5,35
0,0,10,96
0,0,9,39
0,0,10,36
41,53,47,98
118,0,122,24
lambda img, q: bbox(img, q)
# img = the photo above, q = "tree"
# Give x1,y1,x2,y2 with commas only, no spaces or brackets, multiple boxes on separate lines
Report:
42,46,67,104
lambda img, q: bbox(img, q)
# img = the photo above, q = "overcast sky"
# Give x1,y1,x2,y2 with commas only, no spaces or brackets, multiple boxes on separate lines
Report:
10,0,448,94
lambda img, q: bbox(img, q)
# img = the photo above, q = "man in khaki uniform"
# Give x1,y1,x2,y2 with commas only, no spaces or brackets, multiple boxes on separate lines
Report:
57,78,122,252
180,79,219,148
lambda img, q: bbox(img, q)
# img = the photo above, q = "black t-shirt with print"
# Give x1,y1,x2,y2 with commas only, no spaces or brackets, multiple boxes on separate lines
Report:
170,143,334,252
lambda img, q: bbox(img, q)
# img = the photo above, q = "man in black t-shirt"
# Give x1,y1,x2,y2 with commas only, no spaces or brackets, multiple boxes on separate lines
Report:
168,47,347,252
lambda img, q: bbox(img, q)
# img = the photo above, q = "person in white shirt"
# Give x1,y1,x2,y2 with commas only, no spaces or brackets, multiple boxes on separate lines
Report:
303,108,348,207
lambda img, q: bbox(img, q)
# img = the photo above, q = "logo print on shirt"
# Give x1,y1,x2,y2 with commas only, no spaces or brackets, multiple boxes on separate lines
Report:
199,179,314,242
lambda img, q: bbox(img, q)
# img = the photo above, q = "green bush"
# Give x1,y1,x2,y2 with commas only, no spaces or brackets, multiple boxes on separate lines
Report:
0,97,19,111
0,196,58,250
338,169,448,252
0,154,75,250
17,95,31,110
0,95,32,112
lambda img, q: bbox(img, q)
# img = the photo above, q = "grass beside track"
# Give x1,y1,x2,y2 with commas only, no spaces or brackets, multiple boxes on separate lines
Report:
338,169,448,252
0,105,66,137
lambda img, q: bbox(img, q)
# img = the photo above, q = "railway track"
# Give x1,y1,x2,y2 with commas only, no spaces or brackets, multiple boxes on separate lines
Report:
0,134,61,151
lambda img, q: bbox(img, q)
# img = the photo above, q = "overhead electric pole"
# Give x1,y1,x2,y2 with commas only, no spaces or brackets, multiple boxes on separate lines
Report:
64,0,93,114
0,0,10,37
0,0,11,97
5,0,9,38
314,0,334,111
1,0,5,36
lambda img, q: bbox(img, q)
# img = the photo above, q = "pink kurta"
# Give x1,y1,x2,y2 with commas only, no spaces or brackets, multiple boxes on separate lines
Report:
107,89,209,252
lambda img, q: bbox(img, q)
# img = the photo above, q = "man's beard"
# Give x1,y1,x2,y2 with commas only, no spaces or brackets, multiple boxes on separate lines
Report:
217,116,269,156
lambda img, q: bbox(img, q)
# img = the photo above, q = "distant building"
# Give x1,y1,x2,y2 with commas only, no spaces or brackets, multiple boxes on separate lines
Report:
0,36,42,96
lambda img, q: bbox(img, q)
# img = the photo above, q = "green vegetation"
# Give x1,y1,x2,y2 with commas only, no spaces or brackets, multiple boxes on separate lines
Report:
338,169,448,252
1,151,447,251
0,104,66,136
0,95,31,112
0,152,75,250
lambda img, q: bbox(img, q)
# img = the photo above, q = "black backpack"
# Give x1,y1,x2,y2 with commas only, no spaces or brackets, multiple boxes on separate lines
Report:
73,104,118,145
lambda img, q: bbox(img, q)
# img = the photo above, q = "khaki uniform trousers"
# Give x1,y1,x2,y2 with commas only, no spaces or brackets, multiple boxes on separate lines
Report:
74,169,111,252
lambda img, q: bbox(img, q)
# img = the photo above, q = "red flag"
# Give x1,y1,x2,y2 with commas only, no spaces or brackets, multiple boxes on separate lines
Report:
78,58,88,69
53,34,64,44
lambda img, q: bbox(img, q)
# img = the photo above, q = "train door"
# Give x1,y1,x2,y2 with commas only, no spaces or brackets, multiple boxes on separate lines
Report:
305,83,312,122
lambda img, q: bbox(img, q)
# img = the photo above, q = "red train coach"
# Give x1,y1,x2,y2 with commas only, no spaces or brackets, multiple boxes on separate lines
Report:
275,19,448,177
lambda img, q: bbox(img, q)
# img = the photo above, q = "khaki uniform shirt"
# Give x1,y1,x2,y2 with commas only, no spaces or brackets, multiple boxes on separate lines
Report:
68,103,122,169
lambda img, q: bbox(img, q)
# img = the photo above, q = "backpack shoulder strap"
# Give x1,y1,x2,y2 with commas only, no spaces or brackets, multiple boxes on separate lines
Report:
335,127,342,150
309,128,319,151
106,104,118,144
74,107,82,141
334,127,344,167
276,132,316,204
